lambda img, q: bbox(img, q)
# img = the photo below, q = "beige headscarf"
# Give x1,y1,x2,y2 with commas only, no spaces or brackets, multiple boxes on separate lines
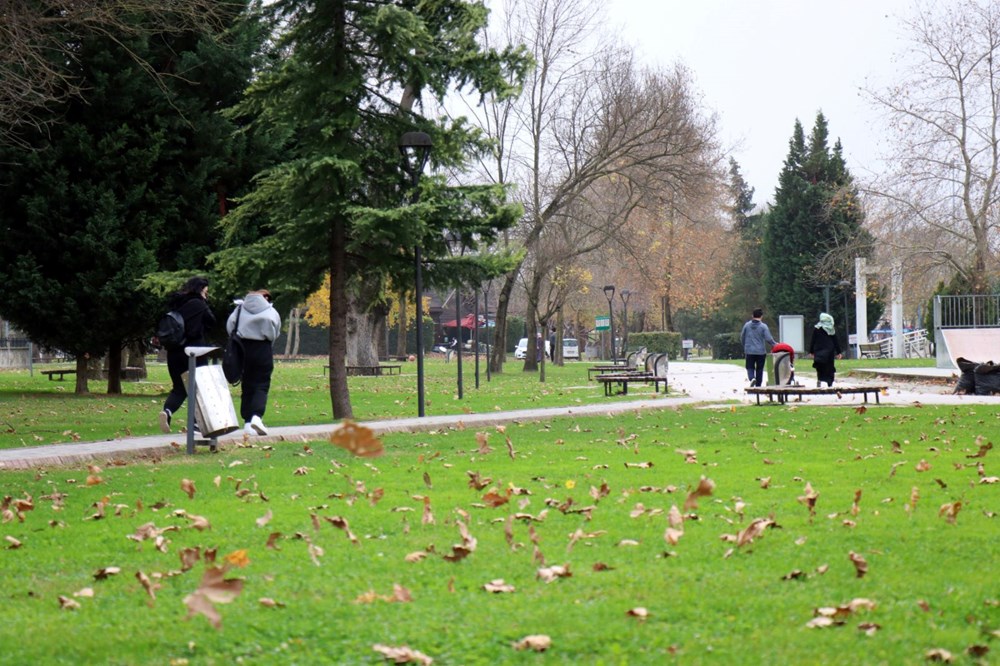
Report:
815,312,835,335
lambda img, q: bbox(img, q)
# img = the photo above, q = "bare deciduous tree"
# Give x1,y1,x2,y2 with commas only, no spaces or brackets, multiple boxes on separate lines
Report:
468,0,723,375
866,0,1000,292
0,0,237,146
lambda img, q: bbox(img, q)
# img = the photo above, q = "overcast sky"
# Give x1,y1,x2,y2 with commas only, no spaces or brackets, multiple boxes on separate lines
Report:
606,0,916,206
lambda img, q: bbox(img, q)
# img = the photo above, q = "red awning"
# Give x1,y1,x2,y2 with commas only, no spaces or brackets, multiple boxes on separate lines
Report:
442,314,481,329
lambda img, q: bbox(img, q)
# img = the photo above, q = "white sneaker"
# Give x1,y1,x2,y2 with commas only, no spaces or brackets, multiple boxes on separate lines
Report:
250,415,267,436
244,423,254,436
158,410,171,434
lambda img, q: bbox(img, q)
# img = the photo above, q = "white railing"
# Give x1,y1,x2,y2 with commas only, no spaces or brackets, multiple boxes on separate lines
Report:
873,328,930,358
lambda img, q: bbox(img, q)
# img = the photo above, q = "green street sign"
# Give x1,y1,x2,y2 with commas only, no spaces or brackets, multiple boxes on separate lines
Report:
595,315,610,331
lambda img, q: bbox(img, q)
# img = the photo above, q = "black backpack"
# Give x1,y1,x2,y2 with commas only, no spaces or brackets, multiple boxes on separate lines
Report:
155,311,186,350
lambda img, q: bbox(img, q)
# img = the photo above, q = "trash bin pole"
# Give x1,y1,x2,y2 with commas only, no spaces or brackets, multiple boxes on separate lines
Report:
186,352,197,455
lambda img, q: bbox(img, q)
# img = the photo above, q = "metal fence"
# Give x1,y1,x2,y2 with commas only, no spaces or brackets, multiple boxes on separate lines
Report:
0,338,32,369
934,294,1000,329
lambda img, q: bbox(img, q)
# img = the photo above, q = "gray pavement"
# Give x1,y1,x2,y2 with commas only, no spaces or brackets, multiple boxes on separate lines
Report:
0,362,984,470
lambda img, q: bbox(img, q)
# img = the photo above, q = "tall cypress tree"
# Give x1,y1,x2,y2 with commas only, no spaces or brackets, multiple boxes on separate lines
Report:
762,112,876,349
722,158,765,326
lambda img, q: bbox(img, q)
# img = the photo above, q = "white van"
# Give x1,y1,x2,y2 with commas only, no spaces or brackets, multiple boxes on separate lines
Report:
562,338,580,360
514,337,550,359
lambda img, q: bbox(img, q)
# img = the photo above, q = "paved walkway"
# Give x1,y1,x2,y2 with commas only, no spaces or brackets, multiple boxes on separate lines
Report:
0,362,981,470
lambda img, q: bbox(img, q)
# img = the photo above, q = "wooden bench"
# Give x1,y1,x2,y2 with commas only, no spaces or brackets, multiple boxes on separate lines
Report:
745,385,888,405
324,365,402,377
41,369,76,381
858,342,887,359
595,372,668,396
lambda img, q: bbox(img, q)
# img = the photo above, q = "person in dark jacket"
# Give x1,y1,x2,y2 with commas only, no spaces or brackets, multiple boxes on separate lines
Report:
740,308,776,387
158,276,215,433
809,312,843,387
227,289,281,436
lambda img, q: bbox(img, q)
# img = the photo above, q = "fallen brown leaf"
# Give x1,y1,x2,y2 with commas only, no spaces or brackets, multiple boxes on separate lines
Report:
848,551,868,578
330,420,384,458
372,644,433,666
512,635,551,652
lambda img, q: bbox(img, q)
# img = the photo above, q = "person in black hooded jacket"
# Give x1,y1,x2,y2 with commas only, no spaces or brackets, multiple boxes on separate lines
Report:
158,276,215,433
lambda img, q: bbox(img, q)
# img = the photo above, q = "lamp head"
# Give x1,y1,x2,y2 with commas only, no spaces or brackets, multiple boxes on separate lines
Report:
398,131,433,177
620,289,631,304
603,285,615,301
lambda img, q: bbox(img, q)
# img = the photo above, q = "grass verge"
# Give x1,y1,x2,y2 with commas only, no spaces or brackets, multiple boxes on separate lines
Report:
0,403,996,664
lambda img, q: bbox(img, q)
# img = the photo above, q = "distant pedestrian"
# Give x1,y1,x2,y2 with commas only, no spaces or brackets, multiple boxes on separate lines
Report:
809,313,843,387
227,289,281,436
158,277,215,434
536,333,544,363
740,308,776,387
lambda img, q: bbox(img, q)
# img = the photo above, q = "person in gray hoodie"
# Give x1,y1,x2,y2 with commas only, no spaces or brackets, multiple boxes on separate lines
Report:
740,308,776,387
227,289,282,435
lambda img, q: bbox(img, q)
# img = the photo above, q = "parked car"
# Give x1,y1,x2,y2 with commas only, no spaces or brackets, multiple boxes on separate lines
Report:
514,337,551,359
562,338,580,360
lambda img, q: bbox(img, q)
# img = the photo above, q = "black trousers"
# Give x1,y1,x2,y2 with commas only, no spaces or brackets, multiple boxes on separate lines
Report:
240,340,274,422
745,353,766,387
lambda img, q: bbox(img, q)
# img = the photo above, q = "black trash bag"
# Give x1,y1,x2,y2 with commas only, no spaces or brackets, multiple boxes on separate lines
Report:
954,357,979,394
973,360,1000,395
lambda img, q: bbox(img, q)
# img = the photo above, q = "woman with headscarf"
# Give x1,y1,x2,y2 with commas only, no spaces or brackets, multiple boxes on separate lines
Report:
809,312,843,387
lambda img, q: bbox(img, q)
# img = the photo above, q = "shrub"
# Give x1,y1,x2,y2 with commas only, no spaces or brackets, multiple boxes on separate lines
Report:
629,331,681,358
713,332,743,359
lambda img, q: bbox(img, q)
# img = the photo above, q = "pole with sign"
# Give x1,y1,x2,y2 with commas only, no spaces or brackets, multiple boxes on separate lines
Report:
595,315,610,361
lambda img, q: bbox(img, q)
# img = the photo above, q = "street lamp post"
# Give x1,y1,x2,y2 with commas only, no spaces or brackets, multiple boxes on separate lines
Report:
474,289,480,389
398,131,432,417
838,279,853,359
445,231,465,399
482,281,492,382
455,287,463,399
603,285,616,360
823,279,855,359
620,289,631,355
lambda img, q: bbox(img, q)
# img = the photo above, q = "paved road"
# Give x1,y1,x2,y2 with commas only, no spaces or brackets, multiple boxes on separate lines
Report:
0,362,980,470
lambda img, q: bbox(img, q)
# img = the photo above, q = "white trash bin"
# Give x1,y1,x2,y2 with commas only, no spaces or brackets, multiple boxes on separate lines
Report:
182,364,240,437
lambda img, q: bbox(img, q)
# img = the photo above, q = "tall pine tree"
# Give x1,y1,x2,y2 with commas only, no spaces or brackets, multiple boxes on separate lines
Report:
762,112,877,350
217,0,530,419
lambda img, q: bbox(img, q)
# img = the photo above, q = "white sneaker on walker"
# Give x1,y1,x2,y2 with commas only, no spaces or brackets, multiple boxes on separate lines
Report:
250,415,267,436
158,410,171,434
244,423,254,436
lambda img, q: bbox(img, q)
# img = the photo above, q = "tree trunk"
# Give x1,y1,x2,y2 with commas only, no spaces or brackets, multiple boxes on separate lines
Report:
523,306,539,372
74,355,89,394
329,215,353,419
283,308,294,356
291,308,301,356
489,272,517,374
345,278,382,366
106,342,123,395
554,306,564,366
396,288,408,357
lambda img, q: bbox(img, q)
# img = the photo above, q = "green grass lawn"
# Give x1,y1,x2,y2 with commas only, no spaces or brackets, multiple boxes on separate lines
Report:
0,355,938,451
0,399,997,664
0,357,653,450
